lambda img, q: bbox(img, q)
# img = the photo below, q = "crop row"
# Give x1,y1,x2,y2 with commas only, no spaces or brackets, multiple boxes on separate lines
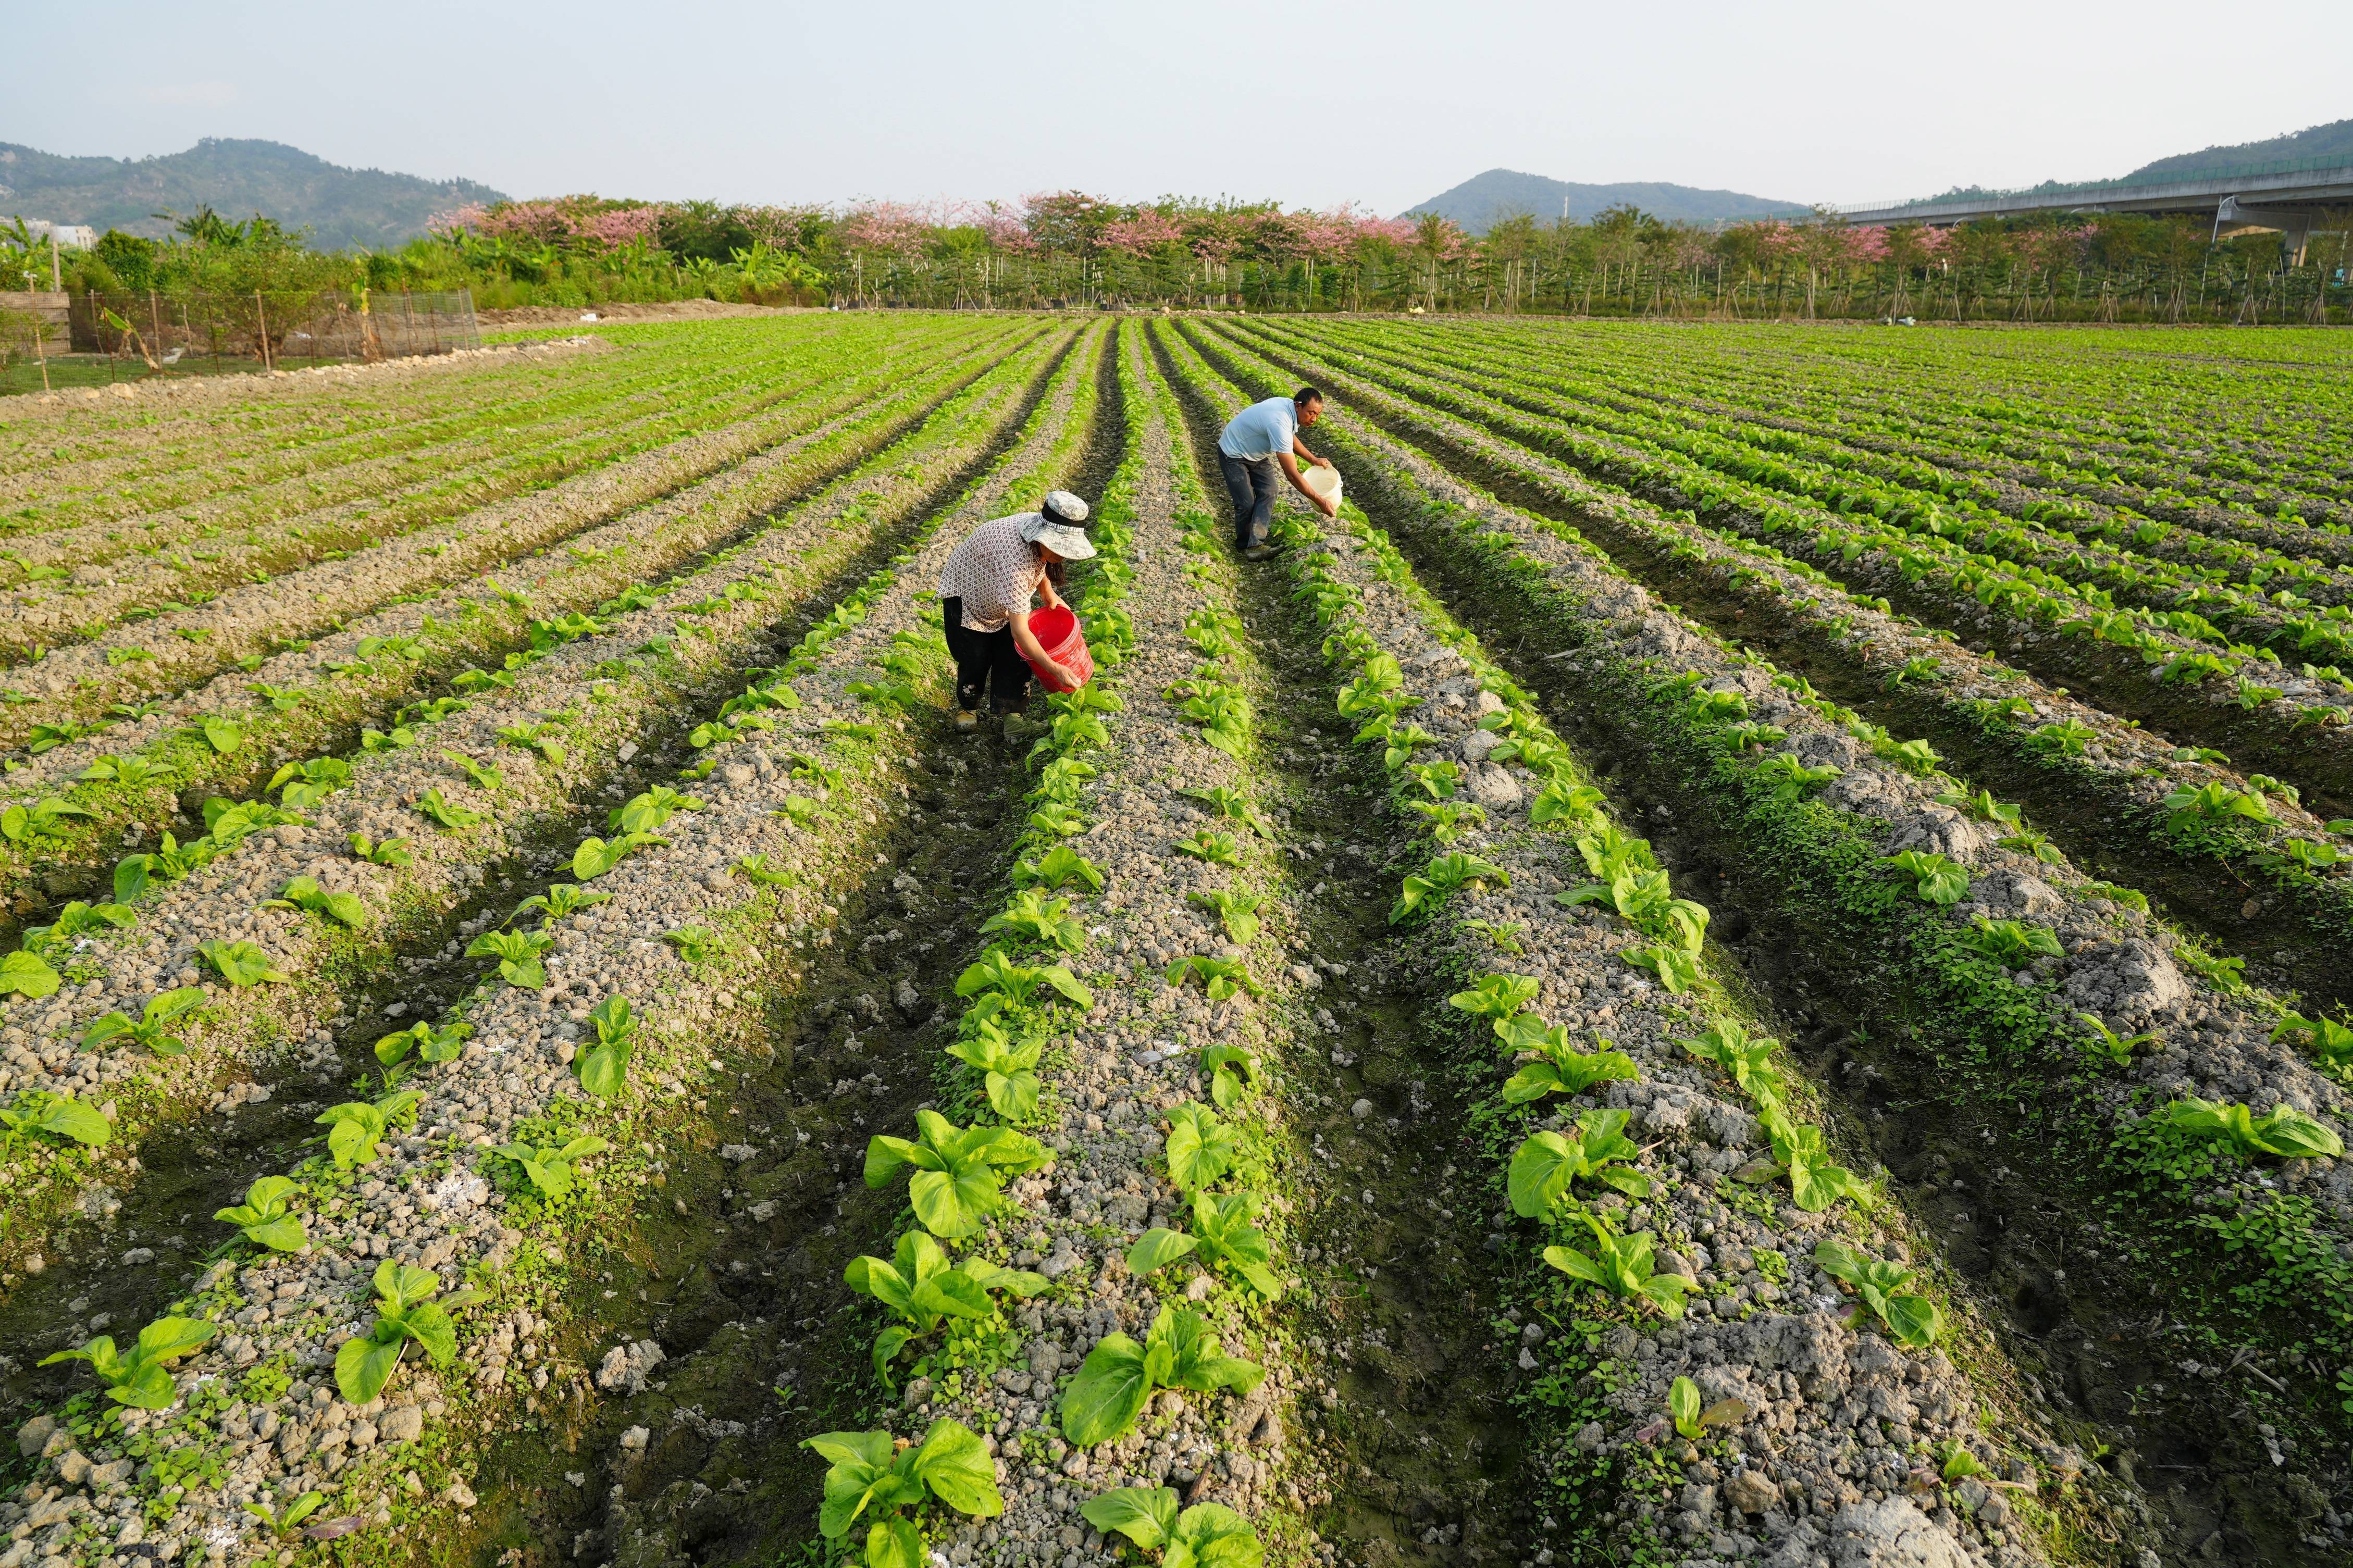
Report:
1328,318,2353,613
0,324,1073,1299
1212,327,2353,1013
0,323,1046,926
0,318,1018,718
1447,321,2353,541
1149,319,2110,1563
0,323,1112,1568
1236,320,2353,818
1184,320,2353,1561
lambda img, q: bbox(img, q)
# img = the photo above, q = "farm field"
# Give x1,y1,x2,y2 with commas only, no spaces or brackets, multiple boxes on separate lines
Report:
0,314,2347,1568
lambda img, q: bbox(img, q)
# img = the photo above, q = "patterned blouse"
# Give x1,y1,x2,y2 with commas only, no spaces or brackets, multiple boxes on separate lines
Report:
937,514,1045,632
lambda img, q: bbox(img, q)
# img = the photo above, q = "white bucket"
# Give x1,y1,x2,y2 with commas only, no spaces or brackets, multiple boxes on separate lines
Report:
1299,464,1343,508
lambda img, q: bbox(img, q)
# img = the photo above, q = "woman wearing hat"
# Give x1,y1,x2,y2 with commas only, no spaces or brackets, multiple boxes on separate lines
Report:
936,490,1096,736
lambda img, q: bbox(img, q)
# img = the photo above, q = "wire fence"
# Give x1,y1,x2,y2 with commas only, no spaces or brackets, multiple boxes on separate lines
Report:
0,290,479,395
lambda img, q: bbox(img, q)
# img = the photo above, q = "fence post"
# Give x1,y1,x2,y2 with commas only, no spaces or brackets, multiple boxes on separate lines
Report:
255,291,271,370
150,289,164,376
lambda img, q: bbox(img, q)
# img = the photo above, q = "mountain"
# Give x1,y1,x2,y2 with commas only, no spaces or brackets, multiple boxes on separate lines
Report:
2120,117,2353,182
0,138,505,250
1403,168,1811,233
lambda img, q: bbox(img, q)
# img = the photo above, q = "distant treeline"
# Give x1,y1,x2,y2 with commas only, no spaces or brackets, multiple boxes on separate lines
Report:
9,192,2349,326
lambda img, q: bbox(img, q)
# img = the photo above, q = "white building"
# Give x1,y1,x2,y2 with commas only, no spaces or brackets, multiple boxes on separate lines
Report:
17,221,97,250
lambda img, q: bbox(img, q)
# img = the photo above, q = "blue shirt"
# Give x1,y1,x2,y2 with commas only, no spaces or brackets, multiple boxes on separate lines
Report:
1218,395,1299,462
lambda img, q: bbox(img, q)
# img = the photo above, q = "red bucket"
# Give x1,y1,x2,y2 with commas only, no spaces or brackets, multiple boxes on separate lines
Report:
1022,605,1094,693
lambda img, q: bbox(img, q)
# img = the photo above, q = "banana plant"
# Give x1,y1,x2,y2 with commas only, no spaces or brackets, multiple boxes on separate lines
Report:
214,1176,307,1253
845,1230,1046,1384
1813,1239,1943,1348
945,999,1043,1119
1500,1028,1639,1104
493,1135,609,1200
315,1090,420,1168
982,890,1086,954
40,1316,215,1409
1126,1191,1281,1298
863,1110,1052,1239
467,929,552,989
263,876,367,930
335,1260,476,1404
804,1419,1003,1568
1061,1305,1264,1448
80,986,206,1057
1508,1109,1652,1216
1541,1210,1690,1321
1080,1490,1261,1568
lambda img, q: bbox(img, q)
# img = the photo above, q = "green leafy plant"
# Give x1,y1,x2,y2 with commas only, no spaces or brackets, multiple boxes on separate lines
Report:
1,795,96,844
610,785,703,833
663,925,716,965
945,999,1043,1120
576,995,638,1098
2273,1012,2353,1069
263,876,367,930
1500,1029,1640,1104
21,899,137,954
1541,1210,1690,1320
2163,781,2273,834
0,1091,112,1149
1669,1375,1750,1440
1164,954,1258,1001
863,1109,1052,1239
1188,889,1264,947
2026,718,2096,756
2076,1013,2159,1068
349,832,412,867
493,1135,609,1200
197,939,289,987
214,1176,307,1253
514,883,610,922
267,756,354,811
334,1260,473,1404
466,929,551,988
845,1231,1047,1384
1060,1305,1264,1447
375,1019,469,1069
804,1419,1004,1568
1391,851,1507,924
39,1316,215,1409
315,1091,420,1168
1177,785,1274,837
1463,919,1526,954
497,722,568,766
732,854,800,887
1197,1043,1256,1111
1878,850,1969,906
1079,1489,1262,1568
982,890,1086,953
1508,1109,1652,1216
1746,1105,1874,1212
413,788,486,829
79,986,206,1057
1962,917,2063,969
78,754,175,788
1813,1239,1943,1348
1014,845,1104,893
0,948,60,999
954,949,1092,1010
1173,831,1243,867
1162,1102,1241,1193
572,832,663,880
1753,755,1839,803
2158,1097,2344,1159
1448,973,1538,1023
242,1492,327,1540
1126,1190,1282,1298
440,751,502,792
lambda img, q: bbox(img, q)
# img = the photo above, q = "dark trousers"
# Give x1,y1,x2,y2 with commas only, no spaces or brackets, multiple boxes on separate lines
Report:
1220,452,1281,549
941,597,1031,713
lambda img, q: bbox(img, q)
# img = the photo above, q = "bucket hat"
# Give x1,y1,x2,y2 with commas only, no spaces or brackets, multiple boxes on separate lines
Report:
1022,490,1096,561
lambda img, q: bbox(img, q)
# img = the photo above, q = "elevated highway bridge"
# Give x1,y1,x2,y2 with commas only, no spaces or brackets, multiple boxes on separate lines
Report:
1840,157,2353,261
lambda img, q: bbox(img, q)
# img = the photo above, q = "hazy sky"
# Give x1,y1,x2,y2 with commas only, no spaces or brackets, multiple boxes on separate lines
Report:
10,0,2351,215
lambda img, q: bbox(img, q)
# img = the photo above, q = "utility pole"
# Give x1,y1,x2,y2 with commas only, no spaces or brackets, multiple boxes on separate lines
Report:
49,233,61,292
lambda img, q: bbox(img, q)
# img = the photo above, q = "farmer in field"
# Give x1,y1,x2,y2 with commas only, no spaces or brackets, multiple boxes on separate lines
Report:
1219,384,1339,559
937,490,1095,738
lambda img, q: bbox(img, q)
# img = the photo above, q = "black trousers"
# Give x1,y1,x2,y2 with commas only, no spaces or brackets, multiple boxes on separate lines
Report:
942,596,1031,713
